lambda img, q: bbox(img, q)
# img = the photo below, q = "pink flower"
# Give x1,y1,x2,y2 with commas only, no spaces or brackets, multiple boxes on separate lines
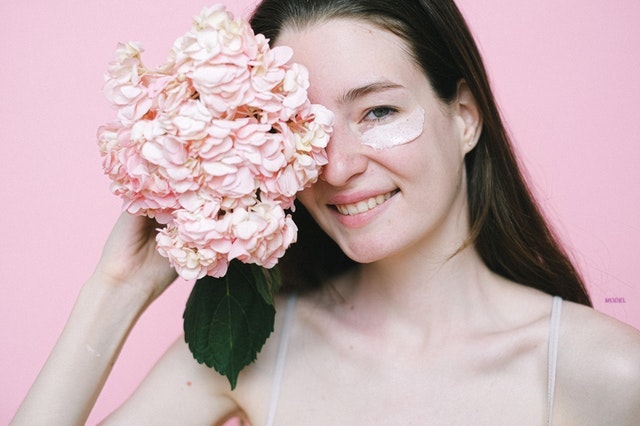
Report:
98,5,333,280
172,99,213,139
228,203,297,268
250,44,291,93
155,77,194,115
279,64,310,120
156,222,231,280
191,63,252,115
103,42,154,125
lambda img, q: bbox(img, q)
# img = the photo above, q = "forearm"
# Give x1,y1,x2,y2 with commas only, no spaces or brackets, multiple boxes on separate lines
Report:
12,276,152,425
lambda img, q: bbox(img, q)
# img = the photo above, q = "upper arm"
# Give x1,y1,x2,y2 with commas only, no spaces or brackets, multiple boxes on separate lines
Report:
100,337,240,426
555,302,640,425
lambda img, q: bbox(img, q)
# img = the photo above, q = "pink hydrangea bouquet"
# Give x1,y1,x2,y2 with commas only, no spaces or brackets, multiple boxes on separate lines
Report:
97,5,332,388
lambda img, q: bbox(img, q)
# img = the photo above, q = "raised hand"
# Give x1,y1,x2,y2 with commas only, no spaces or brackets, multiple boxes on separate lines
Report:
92,212,178,305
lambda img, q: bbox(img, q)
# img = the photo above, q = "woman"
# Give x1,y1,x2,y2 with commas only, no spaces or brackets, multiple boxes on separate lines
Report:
13,0,640,424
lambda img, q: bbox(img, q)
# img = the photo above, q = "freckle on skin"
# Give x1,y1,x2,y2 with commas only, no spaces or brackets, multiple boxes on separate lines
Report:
186,381,192,387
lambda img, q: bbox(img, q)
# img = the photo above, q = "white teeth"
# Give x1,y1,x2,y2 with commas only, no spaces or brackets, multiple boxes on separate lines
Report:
335,191,393,216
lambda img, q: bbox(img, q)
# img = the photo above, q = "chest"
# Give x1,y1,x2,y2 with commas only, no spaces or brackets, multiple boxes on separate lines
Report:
238,324,550,425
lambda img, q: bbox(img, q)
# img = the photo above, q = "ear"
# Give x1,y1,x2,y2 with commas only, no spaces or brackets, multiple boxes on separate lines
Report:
454,80,482,154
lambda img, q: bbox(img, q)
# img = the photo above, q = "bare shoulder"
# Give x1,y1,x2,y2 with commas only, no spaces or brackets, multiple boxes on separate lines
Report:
560,301,640,377
99,293,304,424
101,336,242,425
555,301,640,424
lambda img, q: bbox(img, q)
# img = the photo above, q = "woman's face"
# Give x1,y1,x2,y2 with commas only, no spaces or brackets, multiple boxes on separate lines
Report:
277,19,480,263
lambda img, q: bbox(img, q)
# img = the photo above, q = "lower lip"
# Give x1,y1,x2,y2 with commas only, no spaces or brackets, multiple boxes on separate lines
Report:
332,193,395,228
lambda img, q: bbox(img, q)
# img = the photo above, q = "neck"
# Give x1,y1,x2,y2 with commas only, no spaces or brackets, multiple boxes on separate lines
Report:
328,244,506,344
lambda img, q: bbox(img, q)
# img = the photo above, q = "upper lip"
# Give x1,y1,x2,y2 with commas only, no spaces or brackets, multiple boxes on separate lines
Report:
327,189,398,207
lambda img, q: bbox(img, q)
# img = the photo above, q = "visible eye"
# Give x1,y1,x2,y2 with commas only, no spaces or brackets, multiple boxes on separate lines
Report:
363,106,398,122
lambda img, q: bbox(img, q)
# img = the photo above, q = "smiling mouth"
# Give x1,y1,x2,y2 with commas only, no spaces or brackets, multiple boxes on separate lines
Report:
334,190,397,216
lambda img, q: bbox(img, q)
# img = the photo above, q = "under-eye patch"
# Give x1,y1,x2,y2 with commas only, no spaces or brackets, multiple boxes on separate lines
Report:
359,105,425,150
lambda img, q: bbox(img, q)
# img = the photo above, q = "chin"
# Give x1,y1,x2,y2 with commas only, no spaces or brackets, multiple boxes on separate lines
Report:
338,240,394,265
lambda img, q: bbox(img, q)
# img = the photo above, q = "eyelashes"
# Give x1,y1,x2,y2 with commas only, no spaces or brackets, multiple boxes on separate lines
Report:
362,106,399,123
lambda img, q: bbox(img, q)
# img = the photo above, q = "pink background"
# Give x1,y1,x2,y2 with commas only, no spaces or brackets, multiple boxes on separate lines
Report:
1,0,638,423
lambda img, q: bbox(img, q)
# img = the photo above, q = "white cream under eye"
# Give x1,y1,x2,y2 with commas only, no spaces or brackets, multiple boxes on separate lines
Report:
358,105,425,150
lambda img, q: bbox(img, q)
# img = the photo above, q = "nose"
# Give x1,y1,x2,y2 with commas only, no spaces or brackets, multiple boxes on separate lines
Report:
320,123,368,187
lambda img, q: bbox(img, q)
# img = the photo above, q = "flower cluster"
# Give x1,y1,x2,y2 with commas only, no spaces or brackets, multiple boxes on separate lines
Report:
97,6,332,280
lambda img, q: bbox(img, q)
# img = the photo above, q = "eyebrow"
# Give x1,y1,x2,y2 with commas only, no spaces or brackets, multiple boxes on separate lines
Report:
337,81,405,105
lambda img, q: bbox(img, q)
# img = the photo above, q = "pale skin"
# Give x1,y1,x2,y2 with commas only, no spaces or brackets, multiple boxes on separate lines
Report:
13,19,640,426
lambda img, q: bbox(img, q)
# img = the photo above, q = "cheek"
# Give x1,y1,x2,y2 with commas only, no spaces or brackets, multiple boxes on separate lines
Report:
296,185,316,210
400,120,464,187
358,106,425,150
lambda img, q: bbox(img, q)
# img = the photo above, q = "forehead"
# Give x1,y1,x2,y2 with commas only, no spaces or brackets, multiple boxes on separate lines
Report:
276,18,426,104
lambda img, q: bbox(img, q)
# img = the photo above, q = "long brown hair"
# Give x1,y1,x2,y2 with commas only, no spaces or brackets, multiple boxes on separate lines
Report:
250,0,592,306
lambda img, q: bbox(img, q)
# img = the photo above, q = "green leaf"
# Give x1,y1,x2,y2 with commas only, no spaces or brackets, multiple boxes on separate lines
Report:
251,262,282,306
183,260,279,389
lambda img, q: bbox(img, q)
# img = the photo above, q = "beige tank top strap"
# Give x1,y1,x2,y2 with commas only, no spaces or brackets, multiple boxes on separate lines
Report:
547,296,563,425
266,294,297,426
